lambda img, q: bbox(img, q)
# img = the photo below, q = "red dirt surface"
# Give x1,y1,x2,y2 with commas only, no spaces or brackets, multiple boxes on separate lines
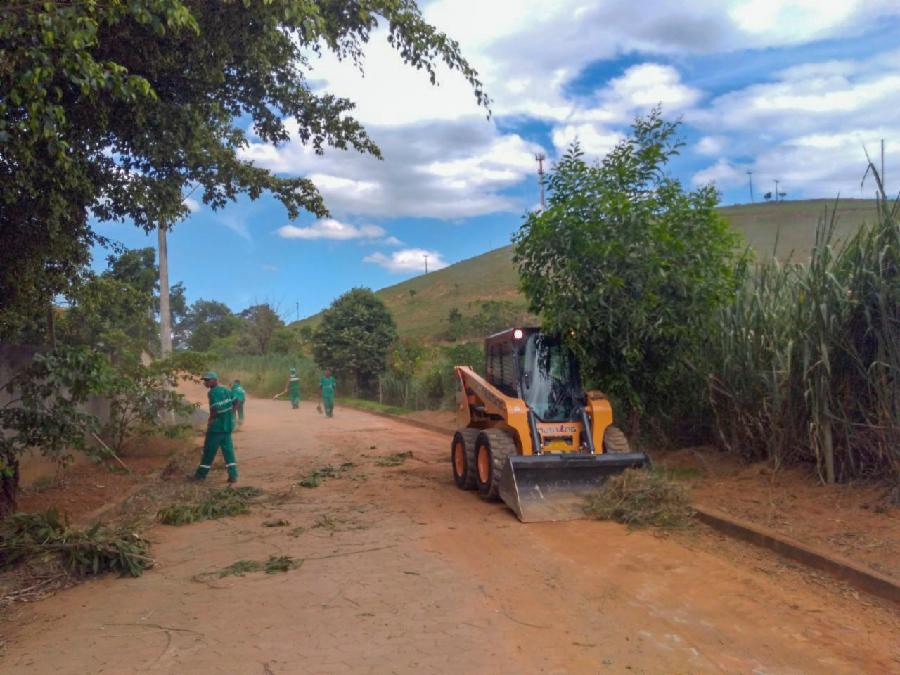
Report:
2,396,898,673
656,447,899,580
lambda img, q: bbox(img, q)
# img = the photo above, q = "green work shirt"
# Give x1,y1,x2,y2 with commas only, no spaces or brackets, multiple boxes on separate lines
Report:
208,385,235,433
320,376,336,398
231,384,246,403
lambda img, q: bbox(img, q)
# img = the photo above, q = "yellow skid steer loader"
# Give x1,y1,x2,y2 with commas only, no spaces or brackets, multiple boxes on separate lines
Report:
451,328,650,522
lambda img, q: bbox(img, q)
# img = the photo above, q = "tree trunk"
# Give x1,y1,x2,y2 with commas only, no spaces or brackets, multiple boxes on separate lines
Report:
0,456,20,520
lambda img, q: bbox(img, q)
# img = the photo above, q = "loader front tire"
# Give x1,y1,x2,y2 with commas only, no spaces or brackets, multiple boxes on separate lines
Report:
451,428,480,490
603,425,631,453
475,429,517,501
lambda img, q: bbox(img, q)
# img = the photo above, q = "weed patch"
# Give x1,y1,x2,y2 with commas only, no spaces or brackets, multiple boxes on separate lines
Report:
0,509,152,578
584,469,694,529
157,486,263,525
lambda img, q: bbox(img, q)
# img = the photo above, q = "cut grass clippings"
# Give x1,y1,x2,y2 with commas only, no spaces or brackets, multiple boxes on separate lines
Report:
212,555,303,578
0,509,152,578
298,462,354,488
375,451,413,467
157,486,264,525
584,468,694,529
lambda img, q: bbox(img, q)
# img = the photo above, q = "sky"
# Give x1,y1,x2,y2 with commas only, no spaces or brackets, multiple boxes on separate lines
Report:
93,0,900,319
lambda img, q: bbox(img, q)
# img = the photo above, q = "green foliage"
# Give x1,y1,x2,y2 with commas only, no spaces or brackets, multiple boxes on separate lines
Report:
313,288,397,395
176,299,242,352
583,469,694,529
444,300,528,341
514,110,741,434
156,486,263,525
0,509,152,577
99,356,201,453
707,190,900,482
239,304,285,355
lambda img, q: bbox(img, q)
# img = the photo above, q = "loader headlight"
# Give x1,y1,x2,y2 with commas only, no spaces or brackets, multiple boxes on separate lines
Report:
513,328,524,340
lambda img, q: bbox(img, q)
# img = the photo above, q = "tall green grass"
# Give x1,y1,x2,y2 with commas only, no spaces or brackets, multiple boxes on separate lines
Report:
211,354,319,399
708,179,899,483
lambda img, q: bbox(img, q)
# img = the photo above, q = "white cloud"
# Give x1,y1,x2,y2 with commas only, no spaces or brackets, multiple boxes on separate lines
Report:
363,248,449,273
277,218,386,241
382,236,404,246
219,213,251,241
691,49,900,198
692,159,746,188
242,118,544,219
183,196,200,213
696,136,726,156
552,124,623,157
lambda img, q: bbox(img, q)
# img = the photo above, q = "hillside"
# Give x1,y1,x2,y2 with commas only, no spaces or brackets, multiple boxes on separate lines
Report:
298,198,880,341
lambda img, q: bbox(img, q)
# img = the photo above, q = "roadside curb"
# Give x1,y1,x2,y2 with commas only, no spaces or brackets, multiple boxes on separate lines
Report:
694,505,900,605
339,403,900,606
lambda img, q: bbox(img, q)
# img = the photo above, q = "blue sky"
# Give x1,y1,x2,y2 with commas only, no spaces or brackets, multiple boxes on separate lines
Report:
93,0,900,318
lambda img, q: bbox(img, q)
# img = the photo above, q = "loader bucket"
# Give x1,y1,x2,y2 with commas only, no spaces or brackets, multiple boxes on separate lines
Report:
498,452,650,523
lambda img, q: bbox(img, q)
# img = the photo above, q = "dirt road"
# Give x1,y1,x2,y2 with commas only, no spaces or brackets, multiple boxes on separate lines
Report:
3,396,899,674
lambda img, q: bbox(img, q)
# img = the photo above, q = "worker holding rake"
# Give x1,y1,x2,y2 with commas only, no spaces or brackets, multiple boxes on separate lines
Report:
195,371,239,483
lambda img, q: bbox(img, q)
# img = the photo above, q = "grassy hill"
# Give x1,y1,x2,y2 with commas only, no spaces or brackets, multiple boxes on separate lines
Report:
297,198,880,341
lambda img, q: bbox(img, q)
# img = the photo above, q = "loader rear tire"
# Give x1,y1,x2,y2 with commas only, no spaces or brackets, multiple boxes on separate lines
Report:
603,425,631,453
451,429,480,490
475,429,517,501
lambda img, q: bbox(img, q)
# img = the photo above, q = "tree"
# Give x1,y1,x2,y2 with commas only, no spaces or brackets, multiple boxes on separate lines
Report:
513,110,741,435
312,289,397,395
0,0,486,343
240,304,284,355
175,300,240,352
388,338,427,406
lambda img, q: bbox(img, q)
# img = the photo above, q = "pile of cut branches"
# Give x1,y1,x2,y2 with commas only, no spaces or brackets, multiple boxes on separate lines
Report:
0,509,152,577
157,486,263,525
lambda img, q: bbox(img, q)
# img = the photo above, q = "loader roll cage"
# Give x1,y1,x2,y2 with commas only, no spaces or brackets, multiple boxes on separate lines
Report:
484,328,585,423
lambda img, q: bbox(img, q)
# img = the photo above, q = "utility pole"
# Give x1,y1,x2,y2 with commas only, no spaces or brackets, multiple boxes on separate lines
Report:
157,224,172,357
535,153,546,210
423,254,429,275
881,138,886,193
774,179,780,203
296,301,300,322
746,170,755,203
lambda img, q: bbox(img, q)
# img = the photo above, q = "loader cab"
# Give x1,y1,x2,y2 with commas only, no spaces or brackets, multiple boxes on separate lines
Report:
484,328,585,423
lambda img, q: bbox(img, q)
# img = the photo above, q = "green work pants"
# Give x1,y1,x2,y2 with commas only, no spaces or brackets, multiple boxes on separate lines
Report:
289,383,300,409
236,402,244,424
196,431,238,480
323,394,334,417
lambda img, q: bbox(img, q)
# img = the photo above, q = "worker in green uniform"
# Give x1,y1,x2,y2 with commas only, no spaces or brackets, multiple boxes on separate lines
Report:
195,371,238,483
319,368,336,418
287,367,301,409
231,379,246,427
